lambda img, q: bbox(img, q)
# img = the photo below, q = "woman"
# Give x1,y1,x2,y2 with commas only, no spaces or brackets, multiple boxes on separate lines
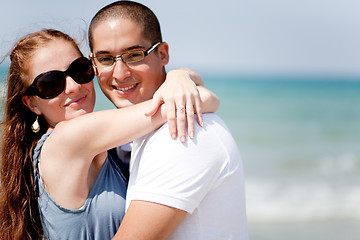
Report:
0,29,218,240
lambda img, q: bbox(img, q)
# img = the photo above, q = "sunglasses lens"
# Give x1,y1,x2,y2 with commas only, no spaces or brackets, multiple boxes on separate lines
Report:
35,71,66,99
68,57,94,84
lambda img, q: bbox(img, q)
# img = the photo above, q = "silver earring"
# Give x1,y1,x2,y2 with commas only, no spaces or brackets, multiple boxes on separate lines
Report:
31,116,40,133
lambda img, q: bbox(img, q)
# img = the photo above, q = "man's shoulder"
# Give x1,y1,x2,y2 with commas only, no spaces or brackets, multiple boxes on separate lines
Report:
201,113,224,125
157,113,226,133
147,113,232,147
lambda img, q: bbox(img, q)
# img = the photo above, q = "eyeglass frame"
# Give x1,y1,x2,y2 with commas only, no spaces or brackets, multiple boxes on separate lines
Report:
90,42,161,68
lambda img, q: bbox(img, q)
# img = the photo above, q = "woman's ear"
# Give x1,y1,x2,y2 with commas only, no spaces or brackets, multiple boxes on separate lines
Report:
22,95,41,115
158,42,170,66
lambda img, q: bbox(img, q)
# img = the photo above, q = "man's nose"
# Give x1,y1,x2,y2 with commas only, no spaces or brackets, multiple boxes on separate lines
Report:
112,58,131,81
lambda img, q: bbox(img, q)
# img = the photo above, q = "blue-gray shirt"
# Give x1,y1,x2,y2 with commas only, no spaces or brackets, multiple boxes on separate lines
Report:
33,131,127,239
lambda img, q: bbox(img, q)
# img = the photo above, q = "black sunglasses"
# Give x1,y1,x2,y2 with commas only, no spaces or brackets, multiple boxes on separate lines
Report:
25,57,94,99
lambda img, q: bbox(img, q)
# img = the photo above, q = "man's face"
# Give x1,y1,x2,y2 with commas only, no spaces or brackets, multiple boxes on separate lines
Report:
91,18,169,108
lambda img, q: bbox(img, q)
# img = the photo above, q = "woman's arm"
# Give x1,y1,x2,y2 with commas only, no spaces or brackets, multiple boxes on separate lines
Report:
166,68,205,86
45,85,217,164
48,100,165,160
197,85,220,113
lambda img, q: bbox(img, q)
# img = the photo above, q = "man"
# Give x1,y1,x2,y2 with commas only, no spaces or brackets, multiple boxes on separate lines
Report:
88,1,248,239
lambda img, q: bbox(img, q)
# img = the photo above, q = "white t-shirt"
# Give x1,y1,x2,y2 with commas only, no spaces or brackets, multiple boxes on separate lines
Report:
126,113,248,239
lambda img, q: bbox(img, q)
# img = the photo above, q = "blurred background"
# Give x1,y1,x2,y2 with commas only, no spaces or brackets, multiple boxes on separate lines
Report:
1,1,359,239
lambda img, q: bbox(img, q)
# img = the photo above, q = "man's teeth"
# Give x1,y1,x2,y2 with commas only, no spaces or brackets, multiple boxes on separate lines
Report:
117,84,136,91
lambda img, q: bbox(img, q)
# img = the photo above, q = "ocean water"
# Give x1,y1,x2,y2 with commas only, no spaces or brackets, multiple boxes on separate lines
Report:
203,74,360,240
1,68,360,239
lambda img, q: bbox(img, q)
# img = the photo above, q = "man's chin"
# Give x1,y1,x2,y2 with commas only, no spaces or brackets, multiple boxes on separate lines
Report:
113,99,136,109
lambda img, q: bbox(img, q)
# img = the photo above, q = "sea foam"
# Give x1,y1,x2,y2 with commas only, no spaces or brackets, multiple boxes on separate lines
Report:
246,178,360,222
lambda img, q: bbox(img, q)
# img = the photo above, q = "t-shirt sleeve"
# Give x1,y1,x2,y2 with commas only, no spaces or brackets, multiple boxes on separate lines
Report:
126,114,237,213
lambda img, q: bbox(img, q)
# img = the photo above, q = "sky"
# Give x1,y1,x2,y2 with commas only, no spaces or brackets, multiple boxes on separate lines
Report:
1,0,360,76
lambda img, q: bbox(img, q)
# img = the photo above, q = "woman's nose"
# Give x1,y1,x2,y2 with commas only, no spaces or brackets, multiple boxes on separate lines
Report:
64,76,81,94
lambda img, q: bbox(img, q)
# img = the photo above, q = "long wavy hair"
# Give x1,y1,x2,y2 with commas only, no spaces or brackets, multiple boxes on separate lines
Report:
0,29,81,240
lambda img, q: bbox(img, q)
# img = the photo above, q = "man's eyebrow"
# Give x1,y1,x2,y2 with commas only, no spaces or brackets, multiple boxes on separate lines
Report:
94,45,145,56
125,45,144,51
94,50,111,55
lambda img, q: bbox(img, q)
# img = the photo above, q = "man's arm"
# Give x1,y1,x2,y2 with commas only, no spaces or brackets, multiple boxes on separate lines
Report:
112,201,186,240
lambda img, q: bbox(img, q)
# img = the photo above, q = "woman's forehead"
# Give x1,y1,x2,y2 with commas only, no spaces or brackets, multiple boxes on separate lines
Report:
28,41,81,80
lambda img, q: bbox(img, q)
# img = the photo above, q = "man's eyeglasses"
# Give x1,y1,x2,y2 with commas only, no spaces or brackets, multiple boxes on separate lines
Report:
90,42,161,68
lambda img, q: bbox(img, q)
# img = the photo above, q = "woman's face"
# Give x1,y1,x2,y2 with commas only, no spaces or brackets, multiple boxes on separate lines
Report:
23,39,96,128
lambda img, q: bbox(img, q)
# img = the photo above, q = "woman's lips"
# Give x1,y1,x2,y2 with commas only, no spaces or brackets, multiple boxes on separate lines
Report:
65,95,86,107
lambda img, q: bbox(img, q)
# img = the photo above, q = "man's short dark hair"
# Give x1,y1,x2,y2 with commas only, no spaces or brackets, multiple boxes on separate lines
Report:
89,1,163,51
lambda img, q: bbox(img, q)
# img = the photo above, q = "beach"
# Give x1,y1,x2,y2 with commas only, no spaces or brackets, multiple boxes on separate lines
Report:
1,69,360,239
250,220,360,240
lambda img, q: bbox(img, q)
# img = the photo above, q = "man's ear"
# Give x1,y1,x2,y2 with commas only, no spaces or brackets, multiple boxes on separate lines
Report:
93,66,99,76
22,95,41,115
89,53,99,76
158,42,170,66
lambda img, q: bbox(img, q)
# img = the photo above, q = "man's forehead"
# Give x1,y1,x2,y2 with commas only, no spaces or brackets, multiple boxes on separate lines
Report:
93,18,141,34
92,21,147,53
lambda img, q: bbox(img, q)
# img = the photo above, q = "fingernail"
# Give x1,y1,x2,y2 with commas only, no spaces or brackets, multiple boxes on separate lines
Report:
190,131,194,138
172,134,177,139
180,136,186,142
199,118,204,127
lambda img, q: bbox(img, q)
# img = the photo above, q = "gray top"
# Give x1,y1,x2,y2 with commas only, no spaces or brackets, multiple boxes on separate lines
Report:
33,131,127,239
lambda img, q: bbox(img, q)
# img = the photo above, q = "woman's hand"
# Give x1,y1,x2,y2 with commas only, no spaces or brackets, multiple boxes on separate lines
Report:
145,69,204,143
